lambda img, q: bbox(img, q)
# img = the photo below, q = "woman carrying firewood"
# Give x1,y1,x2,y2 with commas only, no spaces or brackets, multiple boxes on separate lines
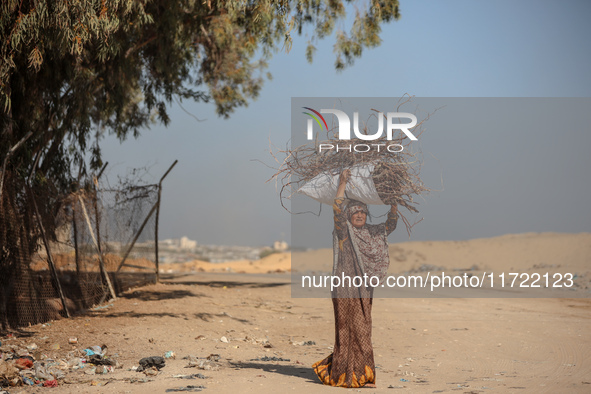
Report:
312,169,398,388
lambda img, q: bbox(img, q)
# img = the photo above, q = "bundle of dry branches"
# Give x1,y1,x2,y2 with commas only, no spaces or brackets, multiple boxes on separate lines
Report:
268,105,432,235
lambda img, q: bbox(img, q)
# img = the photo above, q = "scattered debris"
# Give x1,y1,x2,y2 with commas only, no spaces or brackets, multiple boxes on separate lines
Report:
83,345,107,357
164,351,176,359
250,356,290,362
165,385,205,392
124,377,154,384
92,304,114,311
88,354,116,366
172,373,208,380
42,379,58,387
290,340,316,346
137,356,166,372
143,367,159,376
184,355,220,371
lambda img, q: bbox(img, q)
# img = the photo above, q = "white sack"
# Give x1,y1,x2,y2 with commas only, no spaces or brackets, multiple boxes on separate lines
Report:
297,164,384,205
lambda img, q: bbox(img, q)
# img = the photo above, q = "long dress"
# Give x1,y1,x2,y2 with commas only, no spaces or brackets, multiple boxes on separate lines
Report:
312,197,397,388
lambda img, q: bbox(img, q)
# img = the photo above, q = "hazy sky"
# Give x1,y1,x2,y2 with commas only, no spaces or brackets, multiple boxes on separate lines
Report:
100,0,591,248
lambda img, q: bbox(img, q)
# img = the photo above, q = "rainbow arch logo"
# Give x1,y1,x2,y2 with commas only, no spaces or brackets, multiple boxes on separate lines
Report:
302,107,328,131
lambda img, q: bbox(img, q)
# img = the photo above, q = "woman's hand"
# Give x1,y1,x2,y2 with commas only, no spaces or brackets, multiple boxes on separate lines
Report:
336,169,350,198
339,169,351,185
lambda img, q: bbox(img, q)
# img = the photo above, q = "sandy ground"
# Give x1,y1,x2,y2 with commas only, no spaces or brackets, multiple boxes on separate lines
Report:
1,232,590,393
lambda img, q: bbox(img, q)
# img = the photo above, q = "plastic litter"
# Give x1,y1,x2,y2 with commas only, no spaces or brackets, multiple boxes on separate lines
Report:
67,357,86,370
290,340,316,346
400,378,409,382
95,365,113,374
14,357,34,369
84,345,106,357
33,362,52,381
88,354,116,366
143,367,159,376
250,356,290,362
0,360,20,383
172,373,208,379
92,304,113,311
165,386,205,392
136,356,166,372
185,357,219,371
164,351,176,359
43,379,58,387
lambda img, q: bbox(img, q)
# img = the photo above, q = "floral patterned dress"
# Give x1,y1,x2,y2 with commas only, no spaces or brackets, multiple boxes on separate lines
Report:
313,197,397,388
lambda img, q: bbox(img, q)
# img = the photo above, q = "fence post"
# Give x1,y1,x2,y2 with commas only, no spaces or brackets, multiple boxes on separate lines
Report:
92,163,109,259
155,186,161,283
154,160,178,283
27,186,71,318
72,208,80,278
78,194,117,302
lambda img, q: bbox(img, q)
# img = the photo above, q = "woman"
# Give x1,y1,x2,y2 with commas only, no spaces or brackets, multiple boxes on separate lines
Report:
313,169,398,388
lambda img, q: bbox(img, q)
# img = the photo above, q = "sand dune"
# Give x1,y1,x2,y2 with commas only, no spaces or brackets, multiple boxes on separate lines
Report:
163,232,591,278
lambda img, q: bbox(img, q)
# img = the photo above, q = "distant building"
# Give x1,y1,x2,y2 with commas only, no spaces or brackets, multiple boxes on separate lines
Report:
273,241,289,252
180,236,197,250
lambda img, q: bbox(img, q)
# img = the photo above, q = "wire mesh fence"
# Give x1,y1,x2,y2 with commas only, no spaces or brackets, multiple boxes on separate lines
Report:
0,168,166,330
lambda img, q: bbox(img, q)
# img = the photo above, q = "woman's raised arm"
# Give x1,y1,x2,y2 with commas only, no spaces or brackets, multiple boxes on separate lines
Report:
385,203,398,235
333,169,351,240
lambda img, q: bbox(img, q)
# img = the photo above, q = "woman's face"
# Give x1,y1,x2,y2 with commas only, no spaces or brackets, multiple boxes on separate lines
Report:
351,211,367,228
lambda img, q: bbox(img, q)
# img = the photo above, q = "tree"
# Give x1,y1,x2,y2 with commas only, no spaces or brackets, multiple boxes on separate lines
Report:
0,0,400,326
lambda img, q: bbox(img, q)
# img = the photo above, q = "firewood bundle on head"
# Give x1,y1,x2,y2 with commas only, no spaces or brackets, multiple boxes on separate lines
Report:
269,110,430,234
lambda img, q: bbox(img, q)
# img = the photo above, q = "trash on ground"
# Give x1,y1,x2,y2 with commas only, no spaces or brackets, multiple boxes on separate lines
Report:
184,355,219,371
172,373,208,379
250,356,290,362
88,354,116,366
137,356,166,372
165,385,206,392
92,304,114,311
14,357,34,370
290,340,316,346
43,379,58,387
143,366,159,376
83,345,106,357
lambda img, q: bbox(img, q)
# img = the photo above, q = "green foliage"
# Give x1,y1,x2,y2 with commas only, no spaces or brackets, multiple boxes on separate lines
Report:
0,0,400,231
0,2,399,321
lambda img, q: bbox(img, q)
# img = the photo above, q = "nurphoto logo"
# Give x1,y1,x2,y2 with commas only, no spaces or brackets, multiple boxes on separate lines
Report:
302,107,418,153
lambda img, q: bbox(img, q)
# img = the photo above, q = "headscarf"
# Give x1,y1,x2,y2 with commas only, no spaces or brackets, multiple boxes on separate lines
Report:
345,200,390,282
346,200,369,222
